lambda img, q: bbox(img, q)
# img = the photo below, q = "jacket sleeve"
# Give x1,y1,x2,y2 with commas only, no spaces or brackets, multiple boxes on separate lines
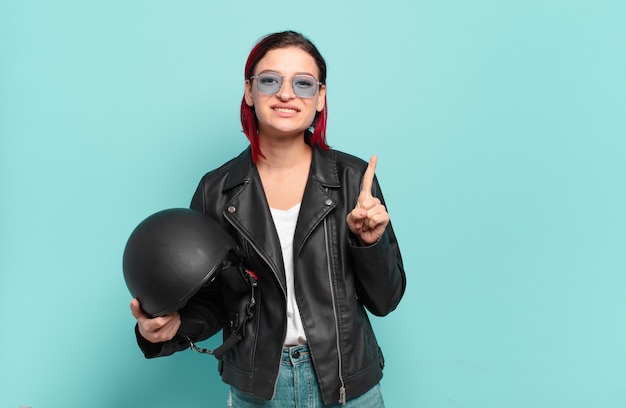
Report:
135,281,224,358
348,177,406,316
349,224,406,316
135,327,189,358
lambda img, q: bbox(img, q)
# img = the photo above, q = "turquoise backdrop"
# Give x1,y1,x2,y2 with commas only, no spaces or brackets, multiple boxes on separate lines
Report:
1,1,625,407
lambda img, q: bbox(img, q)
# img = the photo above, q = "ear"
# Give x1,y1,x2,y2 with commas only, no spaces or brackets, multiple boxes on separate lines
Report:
316,85,326,112
244,80,254,107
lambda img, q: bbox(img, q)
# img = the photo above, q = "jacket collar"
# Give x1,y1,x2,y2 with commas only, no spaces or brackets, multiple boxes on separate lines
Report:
223,147,253,191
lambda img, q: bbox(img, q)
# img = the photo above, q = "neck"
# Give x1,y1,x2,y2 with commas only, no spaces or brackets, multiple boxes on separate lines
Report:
257,133,312,170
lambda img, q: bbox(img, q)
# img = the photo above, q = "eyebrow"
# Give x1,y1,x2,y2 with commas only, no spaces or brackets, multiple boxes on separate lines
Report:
256,69,317,78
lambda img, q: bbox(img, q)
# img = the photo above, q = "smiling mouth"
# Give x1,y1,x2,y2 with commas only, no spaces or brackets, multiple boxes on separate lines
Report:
273,107,299,113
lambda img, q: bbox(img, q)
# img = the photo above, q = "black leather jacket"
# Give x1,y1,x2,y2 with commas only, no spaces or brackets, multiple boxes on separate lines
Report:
136,145,406,406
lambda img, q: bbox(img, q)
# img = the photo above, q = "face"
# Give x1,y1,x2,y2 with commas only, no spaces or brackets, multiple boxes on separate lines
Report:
244,47,326,139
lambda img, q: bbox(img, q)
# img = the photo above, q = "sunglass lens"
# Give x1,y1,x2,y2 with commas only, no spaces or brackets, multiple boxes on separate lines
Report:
292,76,318,97
257,73,282,94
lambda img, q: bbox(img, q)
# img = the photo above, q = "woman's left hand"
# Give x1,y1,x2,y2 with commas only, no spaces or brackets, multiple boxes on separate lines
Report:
346,155,389,245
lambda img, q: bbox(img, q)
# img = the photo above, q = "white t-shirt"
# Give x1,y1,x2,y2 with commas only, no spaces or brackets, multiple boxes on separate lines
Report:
270,203,307,346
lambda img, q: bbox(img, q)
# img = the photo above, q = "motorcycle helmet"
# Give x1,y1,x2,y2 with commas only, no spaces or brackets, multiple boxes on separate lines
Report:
123,208,239,317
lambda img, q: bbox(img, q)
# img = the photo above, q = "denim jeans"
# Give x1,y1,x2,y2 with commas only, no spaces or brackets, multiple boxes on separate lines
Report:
228,345,385,408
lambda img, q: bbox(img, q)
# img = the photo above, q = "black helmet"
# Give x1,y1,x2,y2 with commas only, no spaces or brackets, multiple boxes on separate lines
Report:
123,208,238,317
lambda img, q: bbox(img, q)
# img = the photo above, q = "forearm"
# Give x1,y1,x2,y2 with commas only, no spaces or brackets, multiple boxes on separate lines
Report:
135,284,223,358
350,225,406,316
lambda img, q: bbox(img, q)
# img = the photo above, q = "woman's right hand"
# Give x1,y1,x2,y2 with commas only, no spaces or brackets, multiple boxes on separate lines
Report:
130,298,181,343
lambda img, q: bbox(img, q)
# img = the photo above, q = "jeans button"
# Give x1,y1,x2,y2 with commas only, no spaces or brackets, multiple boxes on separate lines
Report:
292,350,300,359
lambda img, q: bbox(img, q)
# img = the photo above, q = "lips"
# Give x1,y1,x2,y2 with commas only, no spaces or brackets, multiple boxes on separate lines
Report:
272,104,300,114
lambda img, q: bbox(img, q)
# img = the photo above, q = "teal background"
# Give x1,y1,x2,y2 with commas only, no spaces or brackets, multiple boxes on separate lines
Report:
1,0,625,407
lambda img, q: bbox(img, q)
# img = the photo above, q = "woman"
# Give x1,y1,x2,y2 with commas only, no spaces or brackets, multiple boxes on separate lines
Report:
130,30,406,407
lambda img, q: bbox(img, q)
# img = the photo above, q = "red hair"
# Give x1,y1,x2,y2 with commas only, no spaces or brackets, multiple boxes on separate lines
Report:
240,31,329,162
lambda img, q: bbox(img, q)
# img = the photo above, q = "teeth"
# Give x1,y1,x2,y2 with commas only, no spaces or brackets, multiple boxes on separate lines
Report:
274,108,297,113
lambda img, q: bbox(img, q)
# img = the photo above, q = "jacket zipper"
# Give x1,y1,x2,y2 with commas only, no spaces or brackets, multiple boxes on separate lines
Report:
224,212,287,400
324,218,346,405
224,213,287,399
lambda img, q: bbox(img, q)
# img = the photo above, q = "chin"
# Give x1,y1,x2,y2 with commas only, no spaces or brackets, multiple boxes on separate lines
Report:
262,123,310,137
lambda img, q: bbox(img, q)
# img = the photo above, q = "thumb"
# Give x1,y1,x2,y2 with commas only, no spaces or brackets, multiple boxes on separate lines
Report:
130,298,147,320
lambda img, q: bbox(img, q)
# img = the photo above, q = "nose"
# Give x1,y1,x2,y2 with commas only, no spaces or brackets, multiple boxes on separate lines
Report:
276,77,296,100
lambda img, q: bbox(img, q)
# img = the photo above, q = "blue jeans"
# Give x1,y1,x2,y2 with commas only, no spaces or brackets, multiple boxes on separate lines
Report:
228,345,385,407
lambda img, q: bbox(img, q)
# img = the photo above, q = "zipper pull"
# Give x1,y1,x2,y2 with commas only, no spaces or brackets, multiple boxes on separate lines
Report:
339,387,346,405
247,269,259,287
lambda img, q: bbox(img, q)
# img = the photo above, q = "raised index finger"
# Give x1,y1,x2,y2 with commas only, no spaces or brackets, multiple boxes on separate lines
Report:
361,155,378,197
